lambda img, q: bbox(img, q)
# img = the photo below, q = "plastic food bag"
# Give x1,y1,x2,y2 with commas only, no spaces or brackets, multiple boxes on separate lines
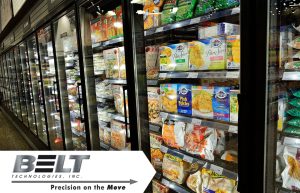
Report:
282,146,300,190
288,119,300,128
285,61,300,70
221,150,238,163
186,170,202,193
162,120,186,149
287,108,300,117
288,37,300,49
176,0,199,22
285,127,300,136
161,0,177,25
152,180,169,193
290,89,300,98
289,98,300,108
150,133,164,171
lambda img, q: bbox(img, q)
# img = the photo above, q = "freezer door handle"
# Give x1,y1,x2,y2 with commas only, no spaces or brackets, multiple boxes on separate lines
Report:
122,85,130,142
77,82,84,122
52,81,60,112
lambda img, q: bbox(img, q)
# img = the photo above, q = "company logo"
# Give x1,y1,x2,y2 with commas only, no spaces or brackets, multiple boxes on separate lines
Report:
212,38,223,48
13,155,90,173
179,87,189,95
216,90,227,99
176,45,185,51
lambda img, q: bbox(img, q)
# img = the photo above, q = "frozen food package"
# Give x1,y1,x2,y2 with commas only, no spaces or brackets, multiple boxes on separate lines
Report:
103,127,111,145
293,51,300,59
215,129,225,155
189,38,226,70
214,0,240,11
162,120,185,149
177,84,192,115
150,133,164,171
146,45,160,79
99,126,104,141
107,14,117,40
230,90,239,123
227,35,240,69
148,87,162,124
93,52,106,74
289,98,300,108
284,127,300,136
288,119,300,128
110,120,127,150
290,89,300,98
198,23,240,39
115,6,123,37
184,124,217,161
278,98,287,132
118,47,126,79
201,168,236,193
162,153,190,184
112,85,125,115
176,0,198,22
192,86,214,119
160,43,189,71
161,84,178,113
161,0,177,25
196,0,214,16
144,6,161,29
213,87,230,122
282,146,300,190
99,16,108,42
285,61,300,70
287,108,300,118
90,17,102,44
103,48,119,79
186,170,202,193
152,180,169,193
288,37,300,49
221,150,238,163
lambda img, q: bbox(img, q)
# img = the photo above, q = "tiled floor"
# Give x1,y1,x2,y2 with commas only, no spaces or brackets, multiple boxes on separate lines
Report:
0,111,32,150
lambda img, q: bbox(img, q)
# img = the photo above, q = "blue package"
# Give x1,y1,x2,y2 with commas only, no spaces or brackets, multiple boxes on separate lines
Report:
177,84,192,115
213,87,230,122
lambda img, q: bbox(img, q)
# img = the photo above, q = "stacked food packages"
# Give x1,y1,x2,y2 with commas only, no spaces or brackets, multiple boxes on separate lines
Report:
90,5,123,44
143,0,240,29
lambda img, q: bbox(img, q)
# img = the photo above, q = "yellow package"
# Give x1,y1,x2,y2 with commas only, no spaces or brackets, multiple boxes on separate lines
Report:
192,86,214,119
227,35,240,69
144,6,161,30
118,47,126,79
160,43,189,71
160,84,177,113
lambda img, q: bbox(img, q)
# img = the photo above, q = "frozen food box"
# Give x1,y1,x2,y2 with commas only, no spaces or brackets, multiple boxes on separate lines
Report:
195,0,214,16
115,6,123,37
213,87,230,122
177,84,192,115
189,37,226,70
144,6,161,29
198,23,240,39
146,45,160,79
103,48,119,79
176,0,198,22
112,85,125,115
192,86,214,119
106,14,117,40
162,120,185,149
160,84,178,113
160,43,189,71
118,47,126,79
152,180,169,193
110,120,126,150
150,133,164,171
90,17,102,44
227,35,240,69
93,52,106,74
103,127,111,145
160,0,177,25
148,87,162,124
100,16,108,42
230,90,239,123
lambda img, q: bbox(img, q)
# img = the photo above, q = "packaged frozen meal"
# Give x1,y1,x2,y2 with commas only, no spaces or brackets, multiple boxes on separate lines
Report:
287,108,300,118
290,98,300,108
161,0,177,25
103,48,119,79
214,0,240,11
161,84,177,113
162,153,190,184
162,120,185,149
288,36,300,49
201,168,237,193
146,46,160,79
148,87,162,124
213,87,230,122
150,133,164,171
189,37,226,70
160,43,189,71
177,84,192,115
282,146,300,190
192,86,214,119
196,0,214,16
106,14,117,40
103,127,111,145
118,47,126,79
230,90,239,123
176,0,199,22
184,124,217,161
227,35,240,69
152,180,169,193
144,5,161,29
285,61,300,70
278,98,287,132
284,127,300,136
287,119,300,128
198,23,240,39
115,6,123,37
110,120,127,150
93,52,106,74
90,17,102,44
112,85,125,115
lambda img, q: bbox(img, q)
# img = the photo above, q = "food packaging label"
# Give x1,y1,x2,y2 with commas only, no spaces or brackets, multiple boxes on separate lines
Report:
162,120,185,149
103,48,120,79
285,61,300,70
160,0,177,25
288,36,300,49
90,17,102,44
161,84,178,113
214,0,240,11
176,0,198,22
152,180,169,193
118,47,126,79
198,23,240,39
227,35,240,69
146,45,160,79
110,120,126,150
160,43,189,71
115,6,123,37
112,85,125,115
196,0,215,16
144,6,161,29
230,90,239,123
213,87,230,122
282,146,300,190
148,87,162,124
177,84,192,115
150,133,164,171
107,15,117,40
192,86,214,119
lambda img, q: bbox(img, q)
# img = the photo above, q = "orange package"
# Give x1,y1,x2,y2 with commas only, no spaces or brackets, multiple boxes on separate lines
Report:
162,120,185,149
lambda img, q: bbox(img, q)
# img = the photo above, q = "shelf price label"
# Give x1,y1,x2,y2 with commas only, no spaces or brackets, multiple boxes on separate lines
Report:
192,118,202,125
187,72,198,79
190,17,201,25
226,71,240,79
156,27,164,33
159,73,167,79
183,155,194,163
160,145,168,153
210,164,224,175
160,112,169,119
228,125,238,134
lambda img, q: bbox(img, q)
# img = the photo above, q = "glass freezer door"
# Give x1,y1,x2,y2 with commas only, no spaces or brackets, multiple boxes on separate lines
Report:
27,35,49,145
37,25,64,150
6,52,16,115
53,11,87,150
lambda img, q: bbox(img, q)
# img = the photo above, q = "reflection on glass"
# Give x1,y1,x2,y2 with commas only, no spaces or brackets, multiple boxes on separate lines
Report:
37,26,64,150
27,35,48,145
54,11,87,150
20,43,37,134
6,53,15,113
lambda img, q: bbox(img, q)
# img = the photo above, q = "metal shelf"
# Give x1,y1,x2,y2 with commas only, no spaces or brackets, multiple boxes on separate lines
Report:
161,178,192,193
147,79,159,86
160,145,238,181
92,37,124,49
160,112,238,134
149,123,162,133
108,112,129,123
159,70,240,80
145,7,240,36
103,79,127,85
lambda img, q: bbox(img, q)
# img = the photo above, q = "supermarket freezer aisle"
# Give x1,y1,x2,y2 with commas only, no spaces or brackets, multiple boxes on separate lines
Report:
0,110,32,150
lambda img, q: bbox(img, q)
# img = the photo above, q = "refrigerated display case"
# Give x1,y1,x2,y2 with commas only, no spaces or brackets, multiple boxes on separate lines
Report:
53,10,88,150
6,52,17,115
37,25,64,150
27,35,49,145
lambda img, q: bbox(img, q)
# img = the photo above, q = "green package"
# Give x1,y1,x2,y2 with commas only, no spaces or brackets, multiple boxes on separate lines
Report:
176,0,198,21
215,0,240,11
291,89,300,98
287,108,300,117
289,98,300,108
195,0,214,16
284,127,300,136
287,119,300,127
161,0,177,25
